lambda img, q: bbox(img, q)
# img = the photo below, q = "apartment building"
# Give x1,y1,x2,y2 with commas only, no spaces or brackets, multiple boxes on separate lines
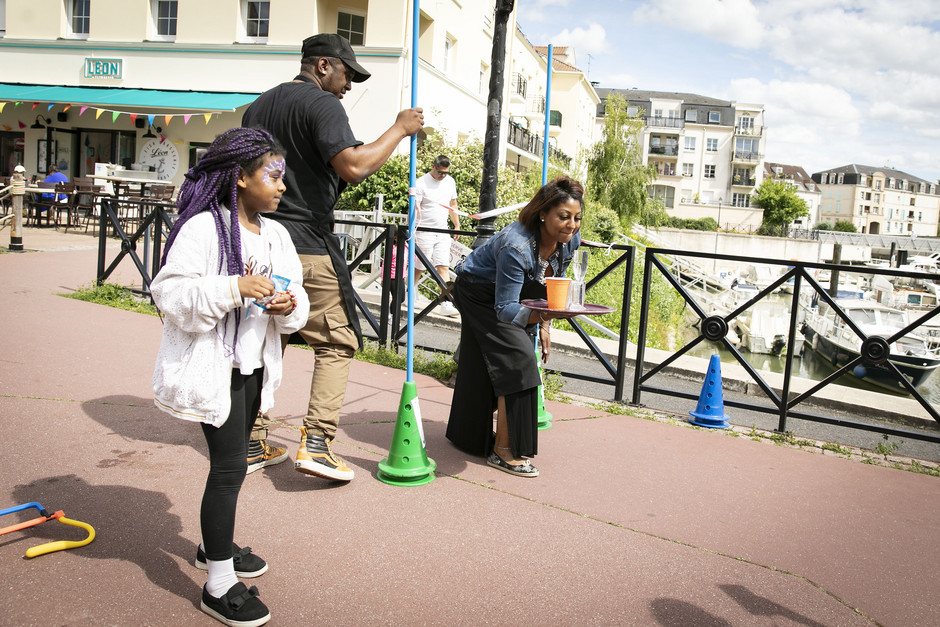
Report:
762,162,821,230
503,37,597,175
0,1,591,192
595,88,766,227
811,165,940,236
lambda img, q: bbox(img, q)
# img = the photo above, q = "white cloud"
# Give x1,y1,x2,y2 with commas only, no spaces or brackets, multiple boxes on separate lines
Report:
518,0,569,23
634,0,765,49
550,22,611,56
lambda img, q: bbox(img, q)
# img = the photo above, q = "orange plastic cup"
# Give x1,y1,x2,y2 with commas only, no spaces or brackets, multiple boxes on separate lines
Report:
545,277,572,310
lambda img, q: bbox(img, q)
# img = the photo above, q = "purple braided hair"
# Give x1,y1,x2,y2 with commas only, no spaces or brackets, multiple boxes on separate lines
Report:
160,127,284,359
162,126,283,274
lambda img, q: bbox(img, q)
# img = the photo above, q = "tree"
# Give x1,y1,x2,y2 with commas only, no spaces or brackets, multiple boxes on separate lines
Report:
335,130,535,235
752,178,809,235
833,220,857,232
586,93,659,227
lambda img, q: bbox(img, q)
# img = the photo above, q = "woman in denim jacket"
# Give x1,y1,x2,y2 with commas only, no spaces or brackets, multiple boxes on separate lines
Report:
446,176,584,477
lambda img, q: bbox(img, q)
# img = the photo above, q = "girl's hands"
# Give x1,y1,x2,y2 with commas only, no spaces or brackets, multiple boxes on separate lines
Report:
238,275,275,300
263,292,294,316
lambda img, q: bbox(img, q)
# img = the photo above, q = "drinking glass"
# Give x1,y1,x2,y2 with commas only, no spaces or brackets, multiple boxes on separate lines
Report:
567,249,589,309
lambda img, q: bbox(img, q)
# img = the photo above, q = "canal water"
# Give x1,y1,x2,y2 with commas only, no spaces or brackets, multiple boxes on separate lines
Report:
679,293,940,406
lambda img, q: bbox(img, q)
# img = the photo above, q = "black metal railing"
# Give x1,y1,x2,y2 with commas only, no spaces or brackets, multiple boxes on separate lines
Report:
506,124,572,168
96,196,176,295
511,73,527,99
634,248,940,444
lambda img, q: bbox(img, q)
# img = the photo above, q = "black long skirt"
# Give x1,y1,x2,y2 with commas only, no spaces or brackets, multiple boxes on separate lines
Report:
445,277,544,458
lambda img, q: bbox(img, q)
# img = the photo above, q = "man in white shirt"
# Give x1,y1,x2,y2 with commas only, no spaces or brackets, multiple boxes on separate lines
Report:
414,155,460,316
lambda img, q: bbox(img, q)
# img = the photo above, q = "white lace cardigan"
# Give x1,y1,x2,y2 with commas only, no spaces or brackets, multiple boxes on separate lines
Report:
151,210,309,427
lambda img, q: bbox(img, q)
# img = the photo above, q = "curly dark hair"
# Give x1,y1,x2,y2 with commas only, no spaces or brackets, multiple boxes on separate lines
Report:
517,176,585,231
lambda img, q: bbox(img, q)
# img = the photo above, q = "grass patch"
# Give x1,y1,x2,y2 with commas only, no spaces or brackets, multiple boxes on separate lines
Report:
355,340,458,382
821,442,852,456
63,282,158,316
542,371,568,402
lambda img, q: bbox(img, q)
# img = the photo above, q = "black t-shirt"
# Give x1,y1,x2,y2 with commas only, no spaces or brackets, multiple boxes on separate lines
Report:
242,78,362,254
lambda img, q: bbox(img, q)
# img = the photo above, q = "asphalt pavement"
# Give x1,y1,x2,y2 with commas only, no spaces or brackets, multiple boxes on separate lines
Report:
2,226,939,626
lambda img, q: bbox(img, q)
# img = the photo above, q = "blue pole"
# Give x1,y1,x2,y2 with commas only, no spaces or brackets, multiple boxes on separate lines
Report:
406,0,420,382
541,44,553,186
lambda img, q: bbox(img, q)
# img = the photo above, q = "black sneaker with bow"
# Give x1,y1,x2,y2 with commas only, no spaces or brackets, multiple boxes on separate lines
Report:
200,582,270,627
195,542,268,578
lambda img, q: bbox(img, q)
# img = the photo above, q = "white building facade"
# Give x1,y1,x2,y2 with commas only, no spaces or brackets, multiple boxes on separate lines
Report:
812,165,940,237
0,1,593,190
595,88,767,230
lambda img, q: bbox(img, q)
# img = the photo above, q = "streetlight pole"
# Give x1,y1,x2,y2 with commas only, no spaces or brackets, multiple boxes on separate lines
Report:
472,0,515,249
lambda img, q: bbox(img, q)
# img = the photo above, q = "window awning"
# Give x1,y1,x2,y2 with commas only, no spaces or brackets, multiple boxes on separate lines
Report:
0,83,258,112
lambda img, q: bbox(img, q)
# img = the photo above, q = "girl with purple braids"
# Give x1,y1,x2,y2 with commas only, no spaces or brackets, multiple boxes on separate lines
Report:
151,127,308,627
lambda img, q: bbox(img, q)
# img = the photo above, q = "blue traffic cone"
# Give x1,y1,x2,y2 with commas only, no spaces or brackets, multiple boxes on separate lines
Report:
689,354,730,429
536,344,552,430
377,381,437,486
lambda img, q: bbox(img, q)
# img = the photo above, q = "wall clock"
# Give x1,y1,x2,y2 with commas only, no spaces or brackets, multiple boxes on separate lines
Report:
138,138,180,181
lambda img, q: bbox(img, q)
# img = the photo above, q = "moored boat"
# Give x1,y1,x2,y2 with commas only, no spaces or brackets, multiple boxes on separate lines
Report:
799,296,940,393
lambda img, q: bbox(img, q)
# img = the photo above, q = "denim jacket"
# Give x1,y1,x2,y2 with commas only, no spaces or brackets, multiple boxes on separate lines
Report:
457,221,581,328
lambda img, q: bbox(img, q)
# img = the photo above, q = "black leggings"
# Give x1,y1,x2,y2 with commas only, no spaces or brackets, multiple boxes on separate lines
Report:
199,368,263,561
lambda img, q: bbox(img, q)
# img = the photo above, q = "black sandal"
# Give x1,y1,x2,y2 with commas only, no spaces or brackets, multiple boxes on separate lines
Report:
487,452,539,477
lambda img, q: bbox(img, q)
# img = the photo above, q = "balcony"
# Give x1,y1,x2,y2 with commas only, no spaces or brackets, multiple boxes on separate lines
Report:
506,123,571,169
548,110,562,136
732,175,756,187
655,167,679,178
647,116,683,131
510,73,527,104
731,150,761,165
524,95,545,121
734,125,763,136
648,145,679,158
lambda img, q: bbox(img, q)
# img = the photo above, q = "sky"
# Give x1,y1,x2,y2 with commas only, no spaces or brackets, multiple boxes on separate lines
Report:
516,0,940,184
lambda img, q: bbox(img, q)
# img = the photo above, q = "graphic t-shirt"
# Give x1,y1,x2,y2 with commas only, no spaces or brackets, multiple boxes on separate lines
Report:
235,223,275,374
414,171,458,229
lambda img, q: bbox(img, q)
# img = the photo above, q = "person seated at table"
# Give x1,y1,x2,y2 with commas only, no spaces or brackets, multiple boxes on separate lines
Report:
445,176,584,478
40,165,69,203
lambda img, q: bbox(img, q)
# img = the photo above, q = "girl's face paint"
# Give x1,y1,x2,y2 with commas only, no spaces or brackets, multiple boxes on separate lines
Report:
261,157,286,187
238,153,287,218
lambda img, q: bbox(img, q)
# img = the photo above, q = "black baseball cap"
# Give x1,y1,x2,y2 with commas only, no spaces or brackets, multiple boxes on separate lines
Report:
301,33,371,83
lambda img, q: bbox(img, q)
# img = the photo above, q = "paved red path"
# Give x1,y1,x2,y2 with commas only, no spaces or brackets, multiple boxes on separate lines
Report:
1,229,938,626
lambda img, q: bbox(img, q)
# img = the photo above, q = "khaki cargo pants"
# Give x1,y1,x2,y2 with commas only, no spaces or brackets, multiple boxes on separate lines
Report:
251,253,358,442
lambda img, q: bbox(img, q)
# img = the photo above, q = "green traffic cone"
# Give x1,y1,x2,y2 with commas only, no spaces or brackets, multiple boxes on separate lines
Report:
377,381,437,486
536,345,552,430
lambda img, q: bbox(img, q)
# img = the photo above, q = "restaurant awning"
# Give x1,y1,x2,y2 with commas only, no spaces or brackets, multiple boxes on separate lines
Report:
0,83,258,112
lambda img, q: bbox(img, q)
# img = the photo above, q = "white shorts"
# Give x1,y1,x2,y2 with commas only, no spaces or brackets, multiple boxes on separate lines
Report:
414,231,451,270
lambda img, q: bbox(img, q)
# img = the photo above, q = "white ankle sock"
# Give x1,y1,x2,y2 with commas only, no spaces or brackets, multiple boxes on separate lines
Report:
205,557,238,598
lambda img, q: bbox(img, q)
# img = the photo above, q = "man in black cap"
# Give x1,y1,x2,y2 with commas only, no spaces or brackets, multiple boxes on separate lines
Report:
242,33,424,482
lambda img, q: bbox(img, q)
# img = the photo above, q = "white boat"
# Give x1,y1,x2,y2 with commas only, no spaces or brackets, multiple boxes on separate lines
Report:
799,296,940,393
734,302,804,356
